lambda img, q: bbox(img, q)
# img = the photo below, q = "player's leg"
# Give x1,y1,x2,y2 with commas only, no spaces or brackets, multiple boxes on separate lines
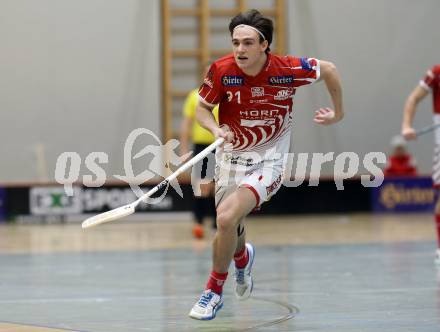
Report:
198,180,216,232
434,190,440,264
191,144,212,239
233,220,255,300
203,148,217,230
192,188,205,238
192,181,213,239
206,181,217,230
213,187,256,272
231,163,284,299
235,220,246,256
189,187,256,320
433,144,440,264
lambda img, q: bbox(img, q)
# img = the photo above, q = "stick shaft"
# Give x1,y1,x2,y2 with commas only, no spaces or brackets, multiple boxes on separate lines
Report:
415,123,440,137
134,137,224,206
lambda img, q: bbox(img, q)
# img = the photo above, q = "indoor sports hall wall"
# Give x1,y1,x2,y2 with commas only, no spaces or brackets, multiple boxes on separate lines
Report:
287,0,439,175
0,0,161,182
0,0,438,182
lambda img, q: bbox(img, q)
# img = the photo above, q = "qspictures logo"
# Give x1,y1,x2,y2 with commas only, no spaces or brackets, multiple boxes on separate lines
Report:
55,128,191,203
54,128,387,203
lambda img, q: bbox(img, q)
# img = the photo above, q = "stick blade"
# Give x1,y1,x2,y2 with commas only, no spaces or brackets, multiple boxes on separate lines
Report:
82,204,135,229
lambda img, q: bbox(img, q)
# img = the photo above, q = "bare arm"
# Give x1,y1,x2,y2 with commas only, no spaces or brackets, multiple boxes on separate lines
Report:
196,101,232,142
401,85,429,140
314,60,344,125
196,102,218,133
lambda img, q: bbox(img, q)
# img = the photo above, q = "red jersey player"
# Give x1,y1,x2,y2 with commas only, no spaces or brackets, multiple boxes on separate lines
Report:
189,9,344,320
384,136,417,177
402,64,440,264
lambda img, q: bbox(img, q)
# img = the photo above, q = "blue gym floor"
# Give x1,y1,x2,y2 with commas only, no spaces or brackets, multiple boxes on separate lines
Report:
0,214,439,331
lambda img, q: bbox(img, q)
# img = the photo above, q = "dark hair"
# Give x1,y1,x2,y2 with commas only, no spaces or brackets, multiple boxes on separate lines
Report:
229,9,274,54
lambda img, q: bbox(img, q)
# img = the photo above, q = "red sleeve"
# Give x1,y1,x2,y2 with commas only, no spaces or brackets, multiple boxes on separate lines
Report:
287,56,320,88
198,63,223,107
420,65,440,91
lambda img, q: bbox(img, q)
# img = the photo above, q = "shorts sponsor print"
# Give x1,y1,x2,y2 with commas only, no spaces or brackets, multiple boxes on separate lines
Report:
214,153,284,208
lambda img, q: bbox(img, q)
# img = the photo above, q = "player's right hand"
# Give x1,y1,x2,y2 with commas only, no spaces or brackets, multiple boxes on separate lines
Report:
213,125,234,144
401,127,416,140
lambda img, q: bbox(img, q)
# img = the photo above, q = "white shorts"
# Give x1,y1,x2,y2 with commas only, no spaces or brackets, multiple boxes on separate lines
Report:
214,153,284,209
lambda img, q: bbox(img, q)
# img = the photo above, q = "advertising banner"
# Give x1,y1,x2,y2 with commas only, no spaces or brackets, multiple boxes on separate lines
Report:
28,184,194,216
371,177,436,212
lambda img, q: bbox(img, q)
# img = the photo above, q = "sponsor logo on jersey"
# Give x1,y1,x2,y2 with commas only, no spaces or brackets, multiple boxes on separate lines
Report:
241,119,275,127
268,75,294,85
274,88,294,100
251,87,264,97
300,57,313,71
240,109,279,118
222,75,244,86
249,99,269,104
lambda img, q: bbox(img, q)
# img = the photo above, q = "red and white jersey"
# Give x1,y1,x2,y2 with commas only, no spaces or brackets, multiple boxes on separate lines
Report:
419,64,440,114
199,53,320,160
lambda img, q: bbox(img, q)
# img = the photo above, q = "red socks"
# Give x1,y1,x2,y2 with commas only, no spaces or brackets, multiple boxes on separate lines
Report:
234,246,249,269
436,215,440,248
206,271,228,295
205,246,249,295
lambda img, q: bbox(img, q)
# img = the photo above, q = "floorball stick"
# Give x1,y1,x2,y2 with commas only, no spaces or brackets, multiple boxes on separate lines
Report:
414,123,440,137
82,137,224,229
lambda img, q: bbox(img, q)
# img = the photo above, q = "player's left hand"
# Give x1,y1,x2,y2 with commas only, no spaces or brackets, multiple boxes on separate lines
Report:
313,107,341,125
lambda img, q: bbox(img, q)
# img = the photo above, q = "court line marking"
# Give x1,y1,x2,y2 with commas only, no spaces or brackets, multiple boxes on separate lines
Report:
235,296,299,331
0,295,298,332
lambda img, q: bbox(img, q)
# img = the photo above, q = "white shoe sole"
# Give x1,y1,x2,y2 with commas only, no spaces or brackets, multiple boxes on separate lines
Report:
188,301,224,320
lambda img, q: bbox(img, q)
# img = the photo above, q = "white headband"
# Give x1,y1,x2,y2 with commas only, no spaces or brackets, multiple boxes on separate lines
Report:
233,24,266,41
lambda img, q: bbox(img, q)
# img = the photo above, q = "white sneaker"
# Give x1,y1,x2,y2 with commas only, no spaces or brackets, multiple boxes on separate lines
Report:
435,249,440,265
234,243,255,301
189,289,223,320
